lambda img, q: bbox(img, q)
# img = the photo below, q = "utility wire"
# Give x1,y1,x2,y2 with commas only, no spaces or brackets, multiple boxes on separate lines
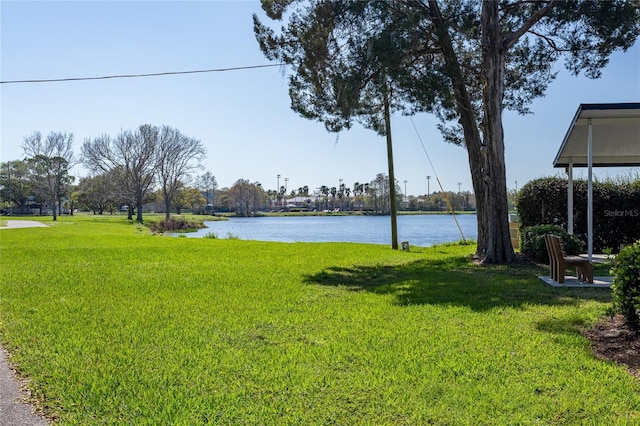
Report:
0,63,286,85
410,116,466,243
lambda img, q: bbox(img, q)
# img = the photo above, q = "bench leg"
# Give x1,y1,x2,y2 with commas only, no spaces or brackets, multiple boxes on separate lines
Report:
574,264,593,284
582,264,593,284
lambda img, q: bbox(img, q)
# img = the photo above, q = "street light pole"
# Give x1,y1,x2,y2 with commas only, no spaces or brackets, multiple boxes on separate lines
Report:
403,180,408,202
426,176,431,199
277,174,281,208
457,182,462,194
6,162,11,216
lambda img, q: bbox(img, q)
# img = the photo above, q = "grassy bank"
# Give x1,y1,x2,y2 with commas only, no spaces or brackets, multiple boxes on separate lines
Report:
0,215,637,424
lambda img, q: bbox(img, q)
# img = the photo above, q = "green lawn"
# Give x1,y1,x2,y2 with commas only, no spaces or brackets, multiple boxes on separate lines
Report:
0,215,637,424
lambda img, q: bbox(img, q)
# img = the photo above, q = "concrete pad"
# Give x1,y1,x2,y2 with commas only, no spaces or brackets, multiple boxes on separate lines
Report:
578,254,611,264
539,275,612,288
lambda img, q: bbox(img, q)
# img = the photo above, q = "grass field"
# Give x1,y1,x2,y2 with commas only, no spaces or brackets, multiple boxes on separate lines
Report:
0,215,637,424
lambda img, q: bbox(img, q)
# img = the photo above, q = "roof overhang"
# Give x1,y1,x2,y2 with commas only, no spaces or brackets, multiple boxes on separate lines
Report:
553,103,640,168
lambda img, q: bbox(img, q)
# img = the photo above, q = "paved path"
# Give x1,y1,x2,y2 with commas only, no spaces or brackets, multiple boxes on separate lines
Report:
1,220,52,424
0,348,50,425
0,220,49,229
1,220,51,424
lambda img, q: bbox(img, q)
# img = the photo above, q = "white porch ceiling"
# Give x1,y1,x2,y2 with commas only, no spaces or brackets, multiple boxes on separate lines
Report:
553,103,640,168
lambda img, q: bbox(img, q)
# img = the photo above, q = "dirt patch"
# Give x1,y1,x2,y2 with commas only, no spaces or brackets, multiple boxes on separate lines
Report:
471,252,540,266
584,314,640,378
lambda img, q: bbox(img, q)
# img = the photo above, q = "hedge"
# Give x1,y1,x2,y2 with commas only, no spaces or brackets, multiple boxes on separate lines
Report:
516,177,640,253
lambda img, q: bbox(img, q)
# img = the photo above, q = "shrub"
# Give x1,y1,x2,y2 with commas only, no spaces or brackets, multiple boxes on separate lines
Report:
611,240,640,329
520,224,583,263
148,219,205,233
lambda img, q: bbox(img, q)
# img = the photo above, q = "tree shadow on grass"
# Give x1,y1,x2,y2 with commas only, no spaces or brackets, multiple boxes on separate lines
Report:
303,256,611,312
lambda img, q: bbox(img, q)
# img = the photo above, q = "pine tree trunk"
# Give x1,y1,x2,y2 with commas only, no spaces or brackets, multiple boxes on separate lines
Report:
429,0,514,263
467,139,486,258
480,1,515,263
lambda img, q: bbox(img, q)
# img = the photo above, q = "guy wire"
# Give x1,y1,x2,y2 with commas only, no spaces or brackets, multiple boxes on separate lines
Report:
409,116,466,243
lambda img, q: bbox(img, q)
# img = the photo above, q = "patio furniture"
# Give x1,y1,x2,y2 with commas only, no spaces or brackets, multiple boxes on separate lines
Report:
544,234,593,284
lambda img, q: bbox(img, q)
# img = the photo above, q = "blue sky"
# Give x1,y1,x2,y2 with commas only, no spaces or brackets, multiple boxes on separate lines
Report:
1,1,639,196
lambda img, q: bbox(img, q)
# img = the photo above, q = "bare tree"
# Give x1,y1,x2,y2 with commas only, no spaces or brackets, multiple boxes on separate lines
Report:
82,125,158,223
156,126,206,221
22,131,75,221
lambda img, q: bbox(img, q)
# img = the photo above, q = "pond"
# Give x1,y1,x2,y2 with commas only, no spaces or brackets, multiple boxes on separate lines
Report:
179,214,477,247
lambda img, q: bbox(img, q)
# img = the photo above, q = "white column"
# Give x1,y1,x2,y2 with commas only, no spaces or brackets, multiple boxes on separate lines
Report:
567,162,573,234
587,120,593,261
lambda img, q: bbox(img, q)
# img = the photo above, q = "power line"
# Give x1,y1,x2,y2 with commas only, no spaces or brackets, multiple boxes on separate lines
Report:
0,63,286,85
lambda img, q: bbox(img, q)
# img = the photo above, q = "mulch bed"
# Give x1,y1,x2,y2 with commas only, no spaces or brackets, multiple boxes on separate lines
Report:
584,315,640,378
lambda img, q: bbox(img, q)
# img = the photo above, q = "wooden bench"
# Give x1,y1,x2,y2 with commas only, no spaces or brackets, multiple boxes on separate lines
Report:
544,234,593,284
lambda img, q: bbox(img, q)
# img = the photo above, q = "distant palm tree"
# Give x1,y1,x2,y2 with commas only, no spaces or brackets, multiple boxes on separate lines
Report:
266,189,277,210
319,185,329,210
330,186,337,209
345,187,351,210
353,182,364,211
364,183,371,212
338,183,346,210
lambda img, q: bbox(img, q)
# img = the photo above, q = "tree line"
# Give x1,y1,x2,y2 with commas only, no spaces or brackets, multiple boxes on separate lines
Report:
2,138,478,219
209,172,477,216
1,125,208,223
